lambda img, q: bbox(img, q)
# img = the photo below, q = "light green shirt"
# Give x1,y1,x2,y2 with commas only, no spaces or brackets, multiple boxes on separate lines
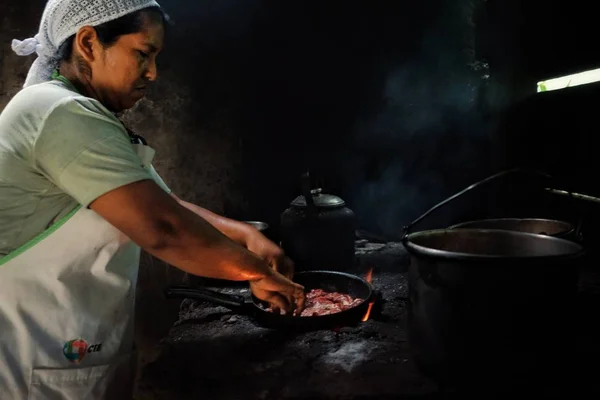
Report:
0,77,171,256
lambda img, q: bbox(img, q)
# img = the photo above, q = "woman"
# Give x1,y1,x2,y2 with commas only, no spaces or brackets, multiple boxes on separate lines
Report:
0,0,305,398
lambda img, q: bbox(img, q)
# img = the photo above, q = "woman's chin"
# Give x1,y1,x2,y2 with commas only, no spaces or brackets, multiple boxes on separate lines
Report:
120,96,144,111
131,90,147,104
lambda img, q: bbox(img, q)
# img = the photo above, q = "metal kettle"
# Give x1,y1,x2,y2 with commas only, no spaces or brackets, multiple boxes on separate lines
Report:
280,173,356,272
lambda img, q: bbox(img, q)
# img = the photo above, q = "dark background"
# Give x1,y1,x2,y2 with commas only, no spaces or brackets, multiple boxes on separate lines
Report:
2,0,599,240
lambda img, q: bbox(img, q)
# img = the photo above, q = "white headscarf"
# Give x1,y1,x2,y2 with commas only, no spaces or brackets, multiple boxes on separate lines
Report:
11,0,161,88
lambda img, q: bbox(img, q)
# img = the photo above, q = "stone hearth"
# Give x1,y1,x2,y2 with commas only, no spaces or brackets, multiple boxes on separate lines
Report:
137,241,600,399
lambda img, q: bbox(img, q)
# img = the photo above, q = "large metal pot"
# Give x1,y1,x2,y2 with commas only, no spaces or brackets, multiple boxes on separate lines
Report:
280,173,356,272
401,169,585,391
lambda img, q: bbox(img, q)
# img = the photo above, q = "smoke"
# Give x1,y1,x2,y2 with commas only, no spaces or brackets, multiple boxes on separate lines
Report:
346,1,493,237
354,165,452,237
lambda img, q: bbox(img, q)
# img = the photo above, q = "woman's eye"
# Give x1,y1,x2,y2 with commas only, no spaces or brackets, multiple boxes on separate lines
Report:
138,51,149,59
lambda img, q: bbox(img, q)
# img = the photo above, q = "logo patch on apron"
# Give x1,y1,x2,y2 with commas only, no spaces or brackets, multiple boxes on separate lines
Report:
63,338,103,364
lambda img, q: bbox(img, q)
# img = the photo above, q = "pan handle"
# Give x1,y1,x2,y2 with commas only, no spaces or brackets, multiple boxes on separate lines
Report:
402,168,553,239
164,286,248,310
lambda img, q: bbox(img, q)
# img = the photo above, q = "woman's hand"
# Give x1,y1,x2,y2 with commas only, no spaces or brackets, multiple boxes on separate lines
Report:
243,228,305,314
250,269,305,316
244,229,295,280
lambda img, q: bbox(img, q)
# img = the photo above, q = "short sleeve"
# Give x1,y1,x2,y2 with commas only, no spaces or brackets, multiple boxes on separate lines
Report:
149,164,172,194
33,97,154,207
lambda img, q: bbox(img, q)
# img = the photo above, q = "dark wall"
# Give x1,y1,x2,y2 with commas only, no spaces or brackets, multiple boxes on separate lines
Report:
151,0,494,239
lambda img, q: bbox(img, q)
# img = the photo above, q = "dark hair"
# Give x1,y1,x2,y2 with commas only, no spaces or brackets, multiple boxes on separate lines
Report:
56,6,171,63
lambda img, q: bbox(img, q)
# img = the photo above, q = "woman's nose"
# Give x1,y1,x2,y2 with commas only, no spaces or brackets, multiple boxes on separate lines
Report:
145,58,158,81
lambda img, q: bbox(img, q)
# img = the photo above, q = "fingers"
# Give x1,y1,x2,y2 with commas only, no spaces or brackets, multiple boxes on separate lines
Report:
275,272,306,315
280,290,305,316
267,281,304,316
251,269,306,316
287,282,305,316
266,293,292,315
284,277,306,313
293,286,306,314
270,305,281,315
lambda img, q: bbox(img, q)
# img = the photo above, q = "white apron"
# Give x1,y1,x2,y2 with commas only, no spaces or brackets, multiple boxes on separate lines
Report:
0,143,159,400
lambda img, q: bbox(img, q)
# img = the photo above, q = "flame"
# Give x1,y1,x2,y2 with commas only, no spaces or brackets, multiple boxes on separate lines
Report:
361,302,374,322
361,266,375,322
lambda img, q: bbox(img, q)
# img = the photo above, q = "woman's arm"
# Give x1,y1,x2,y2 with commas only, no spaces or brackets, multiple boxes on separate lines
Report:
172,194,295,279
171,194,253,247
90,179,304,313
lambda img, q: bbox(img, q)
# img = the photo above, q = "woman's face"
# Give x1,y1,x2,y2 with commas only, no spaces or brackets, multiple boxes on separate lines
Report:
86,12,165,112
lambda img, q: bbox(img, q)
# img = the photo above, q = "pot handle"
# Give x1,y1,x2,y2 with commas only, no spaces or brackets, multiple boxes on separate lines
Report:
401,168,553,239
301,171,318,217
545,187,599,242
164,286,248,311
545,187,600,204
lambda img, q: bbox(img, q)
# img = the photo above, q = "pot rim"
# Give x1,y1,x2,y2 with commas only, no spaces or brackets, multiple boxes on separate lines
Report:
243,221,269,232
448,217,575,234
403,228,585,261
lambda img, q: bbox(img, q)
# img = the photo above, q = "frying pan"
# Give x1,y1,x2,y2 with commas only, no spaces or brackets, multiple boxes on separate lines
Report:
164,271,374,331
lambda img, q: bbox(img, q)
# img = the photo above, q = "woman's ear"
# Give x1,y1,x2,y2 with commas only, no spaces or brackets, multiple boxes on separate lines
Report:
73,26,99,64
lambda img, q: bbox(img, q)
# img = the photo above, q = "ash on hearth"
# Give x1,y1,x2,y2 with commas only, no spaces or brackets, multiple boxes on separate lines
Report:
355,240,409,273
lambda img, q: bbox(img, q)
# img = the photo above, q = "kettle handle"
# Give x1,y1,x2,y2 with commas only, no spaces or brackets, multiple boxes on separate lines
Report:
401,168,553,239
301,172,318,216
